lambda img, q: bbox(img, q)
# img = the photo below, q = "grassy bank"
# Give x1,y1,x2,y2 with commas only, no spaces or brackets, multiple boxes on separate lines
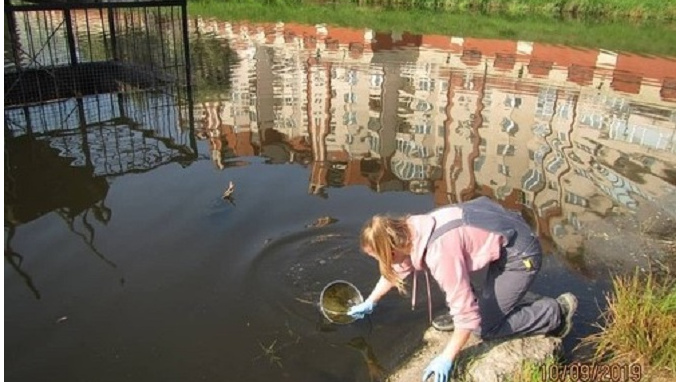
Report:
192,0,675,22
506,268,676,382
187,1,676,57
339,0,674,22
580,269,676,380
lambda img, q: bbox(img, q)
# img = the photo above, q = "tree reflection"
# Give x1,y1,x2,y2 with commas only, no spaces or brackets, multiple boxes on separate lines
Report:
190,23,239,99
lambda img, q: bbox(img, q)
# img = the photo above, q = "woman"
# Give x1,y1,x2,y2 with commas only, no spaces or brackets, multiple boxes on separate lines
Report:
348,196,577,382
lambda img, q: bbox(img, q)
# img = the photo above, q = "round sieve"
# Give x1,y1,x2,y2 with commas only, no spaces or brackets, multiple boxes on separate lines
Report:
319,280,364,324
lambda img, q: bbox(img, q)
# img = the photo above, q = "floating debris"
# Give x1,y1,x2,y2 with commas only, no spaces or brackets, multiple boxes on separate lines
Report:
294,297,314,306
310,233,342,244
305,216,338,229
257,340,282,368
55,316,68,324
222,181,235,199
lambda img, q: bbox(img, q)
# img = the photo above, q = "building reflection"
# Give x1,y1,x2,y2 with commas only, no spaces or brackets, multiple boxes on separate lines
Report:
192,19,675,265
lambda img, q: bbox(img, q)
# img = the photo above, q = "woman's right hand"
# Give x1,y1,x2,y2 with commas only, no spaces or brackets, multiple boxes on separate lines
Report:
347,300,375,319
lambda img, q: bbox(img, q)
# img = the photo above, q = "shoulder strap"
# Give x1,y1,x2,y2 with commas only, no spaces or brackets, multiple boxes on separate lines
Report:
417,216,463,324
426,218,463,248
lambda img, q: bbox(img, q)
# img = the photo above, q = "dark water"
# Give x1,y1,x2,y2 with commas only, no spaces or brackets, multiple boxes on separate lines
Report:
5,14,676,382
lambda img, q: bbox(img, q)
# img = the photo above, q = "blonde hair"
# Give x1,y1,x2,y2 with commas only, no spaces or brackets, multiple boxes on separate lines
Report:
360,215,412,294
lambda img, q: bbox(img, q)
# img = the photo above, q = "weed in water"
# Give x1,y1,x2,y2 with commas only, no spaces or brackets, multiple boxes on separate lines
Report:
255,340,283,368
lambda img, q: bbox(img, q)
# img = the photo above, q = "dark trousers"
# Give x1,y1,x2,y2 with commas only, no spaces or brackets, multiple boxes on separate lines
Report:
477,239,561,340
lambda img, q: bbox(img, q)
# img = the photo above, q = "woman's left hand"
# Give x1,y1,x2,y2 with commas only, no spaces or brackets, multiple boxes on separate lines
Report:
422,355,453,382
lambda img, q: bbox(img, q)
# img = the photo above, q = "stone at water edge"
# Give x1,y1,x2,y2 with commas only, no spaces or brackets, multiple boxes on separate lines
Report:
458,334,562,382
386,327,562,382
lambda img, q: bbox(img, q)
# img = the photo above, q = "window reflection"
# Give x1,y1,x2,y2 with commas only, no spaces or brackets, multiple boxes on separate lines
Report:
190,19,675,267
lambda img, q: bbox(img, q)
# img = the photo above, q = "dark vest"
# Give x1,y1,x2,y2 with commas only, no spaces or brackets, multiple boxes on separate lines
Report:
427,196,537,257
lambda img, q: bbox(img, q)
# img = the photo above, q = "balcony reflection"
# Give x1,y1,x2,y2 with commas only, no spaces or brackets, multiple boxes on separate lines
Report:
192,19,675,268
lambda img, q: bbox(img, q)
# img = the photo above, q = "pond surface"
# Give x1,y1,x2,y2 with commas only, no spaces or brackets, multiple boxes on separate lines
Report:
5,14,676,382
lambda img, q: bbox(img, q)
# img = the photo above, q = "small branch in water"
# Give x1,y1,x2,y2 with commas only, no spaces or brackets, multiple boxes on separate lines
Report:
294,297,314,305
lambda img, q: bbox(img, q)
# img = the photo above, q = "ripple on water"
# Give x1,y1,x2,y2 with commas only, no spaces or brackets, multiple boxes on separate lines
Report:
243,224,375,330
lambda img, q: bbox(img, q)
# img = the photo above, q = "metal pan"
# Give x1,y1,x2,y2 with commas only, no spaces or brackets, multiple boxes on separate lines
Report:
319,280,364,324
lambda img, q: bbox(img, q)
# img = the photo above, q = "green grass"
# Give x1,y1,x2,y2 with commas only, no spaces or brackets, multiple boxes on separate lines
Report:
187,1,675,56
189,0,675,22
504,268,676,382
580,269,676,380
488,0,676,20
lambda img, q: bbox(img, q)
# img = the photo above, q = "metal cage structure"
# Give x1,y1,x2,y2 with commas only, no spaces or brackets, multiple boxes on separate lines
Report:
4,0,197,177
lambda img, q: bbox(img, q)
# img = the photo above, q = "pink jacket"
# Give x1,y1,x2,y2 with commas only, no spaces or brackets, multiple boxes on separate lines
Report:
392,206,504,331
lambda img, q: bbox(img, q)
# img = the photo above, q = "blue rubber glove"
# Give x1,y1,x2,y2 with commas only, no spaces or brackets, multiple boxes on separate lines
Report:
422,355,453,382
347,300,375,319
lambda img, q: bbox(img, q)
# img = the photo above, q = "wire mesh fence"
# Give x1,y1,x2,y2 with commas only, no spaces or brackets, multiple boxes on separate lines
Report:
5,0,192,105
4,0,197,176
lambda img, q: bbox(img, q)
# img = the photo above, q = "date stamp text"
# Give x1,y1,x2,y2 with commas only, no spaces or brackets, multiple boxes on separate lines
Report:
540,362,643,382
